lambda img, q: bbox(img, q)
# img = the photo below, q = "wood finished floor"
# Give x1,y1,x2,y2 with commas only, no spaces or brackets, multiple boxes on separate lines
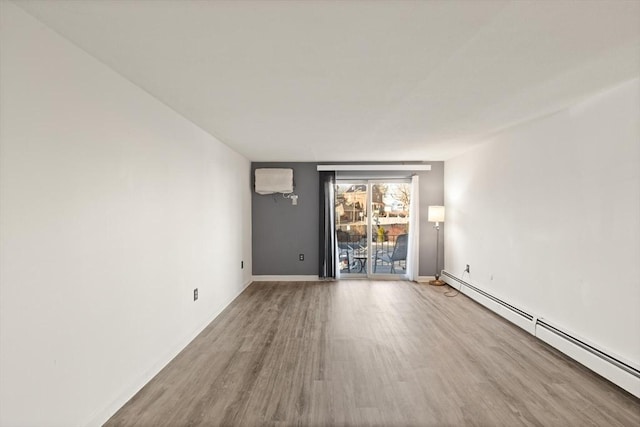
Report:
105,280,640,426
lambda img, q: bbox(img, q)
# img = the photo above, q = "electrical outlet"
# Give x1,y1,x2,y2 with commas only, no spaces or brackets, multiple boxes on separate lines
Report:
193,288,198,301
241,260,244,269
465,264,470,273
299,253,304,261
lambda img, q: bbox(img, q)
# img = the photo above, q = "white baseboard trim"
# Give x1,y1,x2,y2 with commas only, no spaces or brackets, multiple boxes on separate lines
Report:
441,270,640,398
253,275,437,282
536,324,640,398
252,275,320,282
449,278,535,334
87,278,253,426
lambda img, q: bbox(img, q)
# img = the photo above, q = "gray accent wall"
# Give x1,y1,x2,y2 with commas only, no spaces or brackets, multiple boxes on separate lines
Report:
251,162,444,277
251,163,319,275
417,162,445,277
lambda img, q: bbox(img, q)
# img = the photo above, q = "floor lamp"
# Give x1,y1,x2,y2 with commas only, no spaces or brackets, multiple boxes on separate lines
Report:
428,206,445,286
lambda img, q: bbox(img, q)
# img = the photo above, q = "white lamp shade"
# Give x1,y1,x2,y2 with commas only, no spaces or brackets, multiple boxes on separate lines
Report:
428,205,445,223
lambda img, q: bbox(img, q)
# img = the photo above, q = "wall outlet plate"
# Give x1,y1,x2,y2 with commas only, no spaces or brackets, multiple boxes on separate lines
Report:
299,253,304,261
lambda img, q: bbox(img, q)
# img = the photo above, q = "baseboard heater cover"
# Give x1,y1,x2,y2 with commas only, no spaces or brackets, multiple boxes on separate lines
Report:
441,269,640,397
441,270,533,321
535,319,640,380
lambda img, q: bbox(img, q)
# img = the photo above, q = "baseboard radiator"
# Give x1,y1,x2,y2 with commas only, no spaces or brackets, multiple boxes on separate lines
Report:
441,270,640,397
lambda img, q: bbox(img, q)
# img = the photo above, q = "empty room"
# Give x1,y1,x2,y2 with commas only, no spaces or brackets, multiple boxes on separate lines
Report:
1,1,639,426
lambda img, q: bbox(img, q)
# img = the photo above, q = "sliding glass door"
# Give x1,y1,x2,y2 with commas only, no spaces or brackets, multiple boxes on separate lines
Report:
335,180,412,278
335,182,368,275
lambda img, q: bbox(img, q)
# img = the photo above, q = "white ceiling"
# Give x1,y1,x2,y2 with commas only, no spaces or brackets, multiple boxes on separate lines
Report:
13,0,640,161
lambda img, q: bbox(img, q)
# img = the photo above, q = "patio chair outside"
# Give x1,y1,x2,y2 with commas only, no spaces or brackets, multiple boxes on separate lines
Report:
374,234,408,274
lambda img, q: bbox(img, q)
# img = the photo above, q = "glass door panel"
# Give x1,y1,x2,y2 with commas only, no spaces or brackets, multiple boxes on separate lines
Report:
370,182,410,276
335,183,368,276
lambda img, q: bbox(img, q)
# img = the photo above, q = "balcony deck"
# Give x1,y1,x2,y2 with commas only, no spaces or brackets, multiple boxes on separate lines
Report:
338,235,406,276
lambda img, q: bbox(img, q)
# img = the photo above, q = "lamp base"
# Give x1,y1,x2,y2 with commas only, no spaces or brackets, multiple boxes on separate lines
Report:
428,279,446,286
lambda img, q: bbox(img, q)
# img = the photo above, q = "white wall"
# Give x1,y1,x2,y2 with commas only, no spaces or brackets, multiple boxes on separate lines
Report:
0,3,252,426
445,78,640,369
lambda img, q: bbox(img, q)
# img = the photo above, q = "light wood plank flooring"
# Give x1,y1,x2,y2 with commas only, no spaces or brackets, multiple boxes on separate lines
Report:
105,280,640,426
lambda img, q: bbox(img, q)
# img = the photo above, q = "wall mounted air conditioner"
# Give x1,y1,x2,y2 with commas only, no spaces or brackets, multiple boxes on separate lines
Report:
254,168,294,195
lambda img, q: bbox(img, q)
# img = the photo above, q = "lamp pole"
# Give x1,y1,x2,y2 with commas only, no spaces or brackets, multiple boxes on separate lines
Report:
429,220,445,286
428,205,445,286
